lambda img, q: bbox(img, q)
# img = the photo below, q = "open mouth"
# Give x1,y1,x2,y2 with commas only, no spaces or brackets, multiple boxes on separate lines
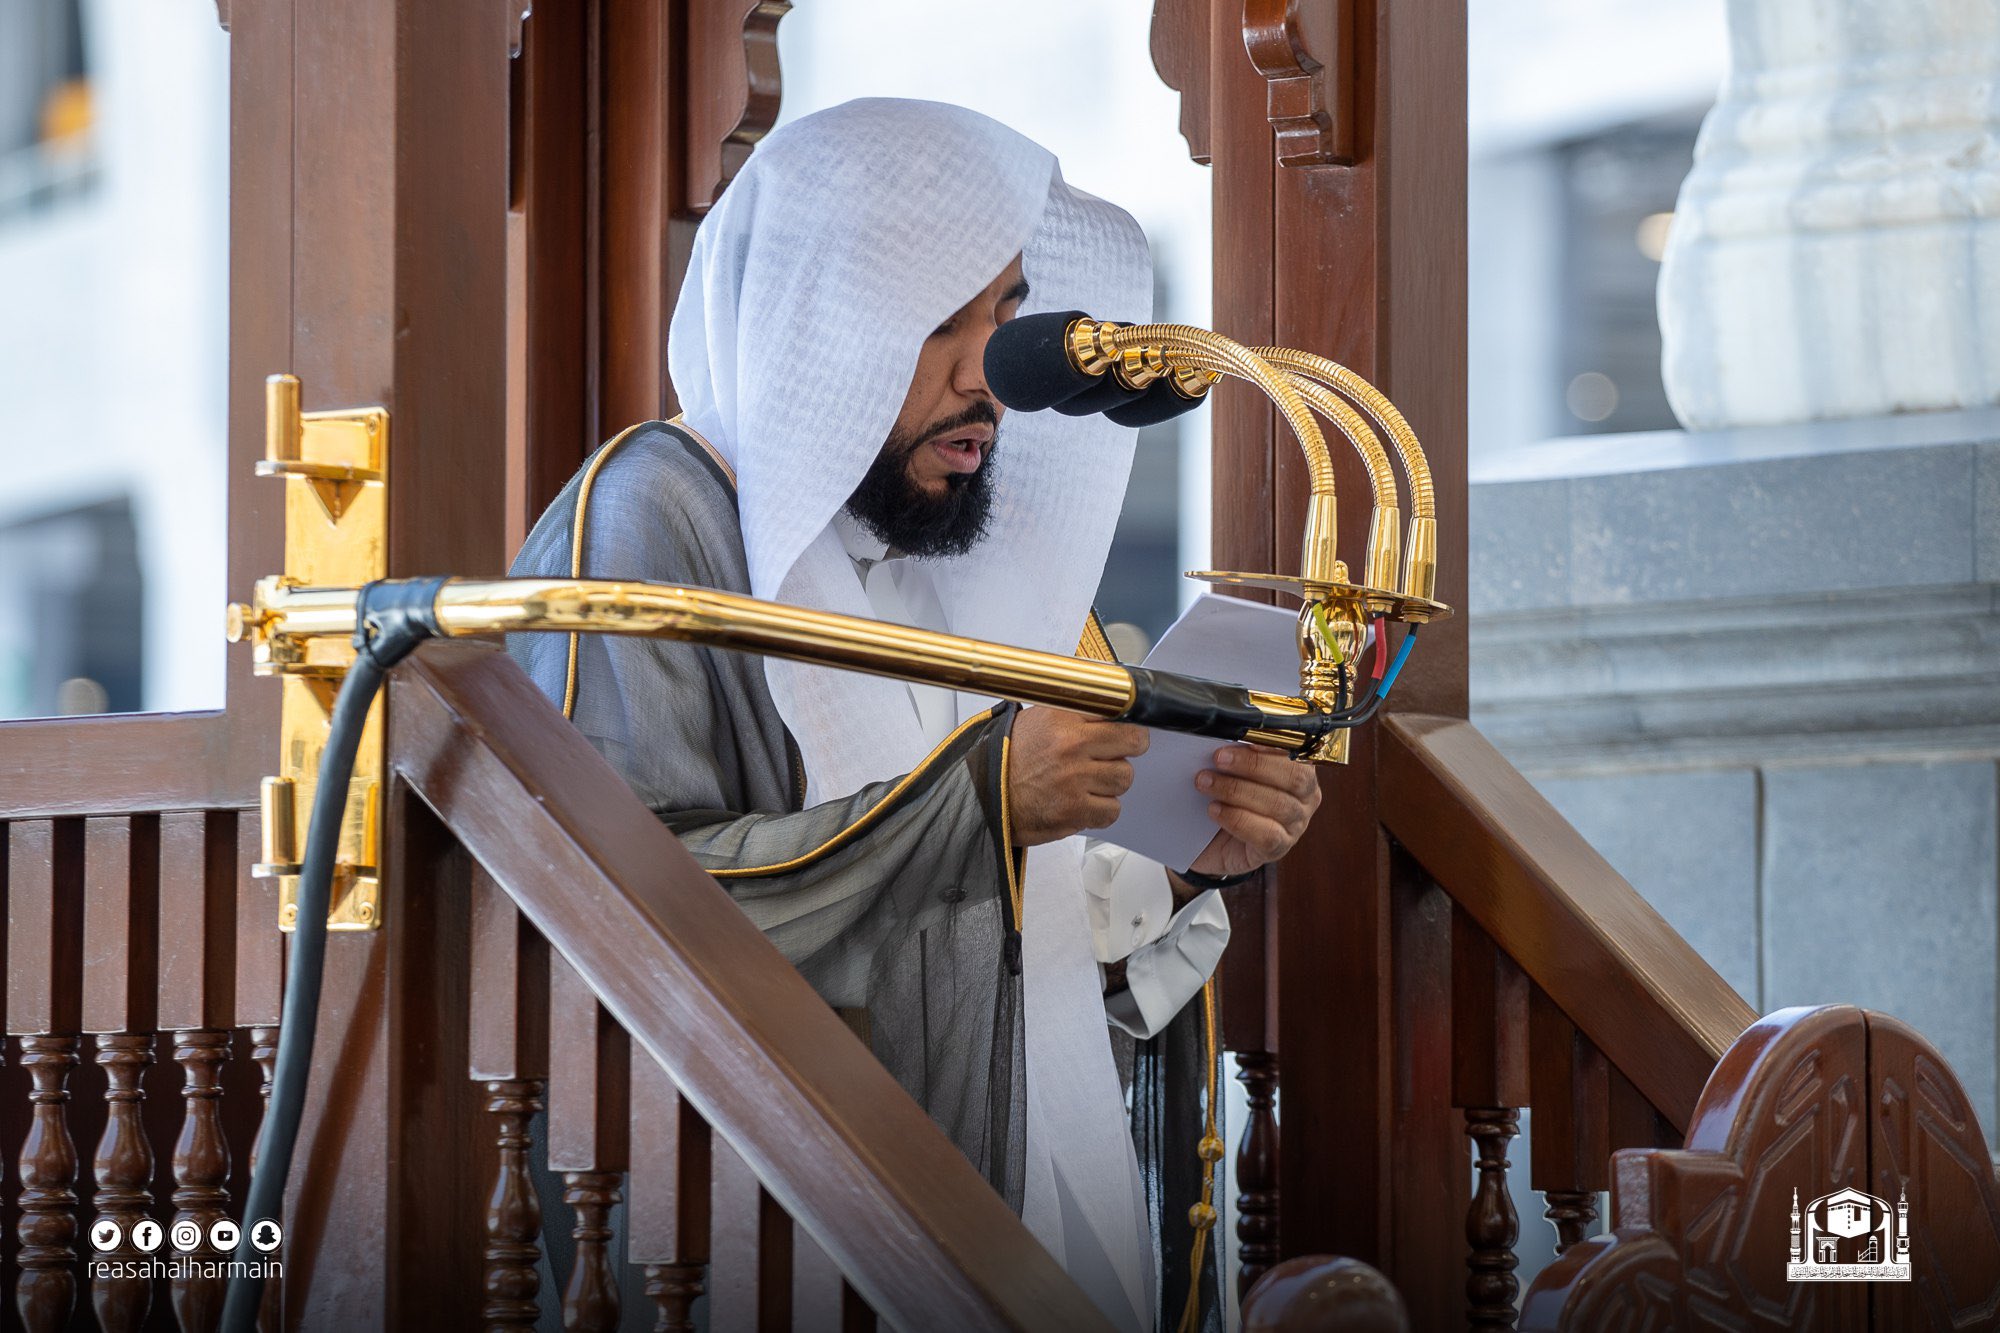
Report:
926,424,993,474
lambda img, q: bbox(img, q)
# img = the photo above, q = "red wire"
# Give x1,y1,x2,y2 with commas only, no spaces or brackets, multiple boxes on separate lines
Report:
1369,617,1389,679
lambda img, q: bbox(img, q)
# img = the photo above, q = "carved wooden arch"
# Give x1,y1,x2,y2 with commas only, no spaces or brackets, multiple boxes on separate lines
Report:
683,0,791,214
1519,1005,2000,1330
1151,0,1363,168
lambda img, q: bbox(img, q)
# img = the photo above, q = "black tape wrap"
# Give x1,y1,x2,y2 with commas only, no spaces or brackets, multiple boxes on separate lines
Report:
353,575,450,669
1119,666,1272,740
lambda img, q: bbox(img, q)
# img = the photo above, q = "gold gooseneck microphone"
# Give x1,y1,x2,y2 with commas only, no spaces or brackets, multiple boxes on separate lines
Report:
227,346,1450,927
1044,315,1449,762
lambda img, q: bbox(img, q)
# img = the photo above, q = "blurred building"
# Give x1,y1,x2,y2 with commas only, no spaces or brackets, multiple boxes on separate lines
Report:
1466,1,2000,1276
0,0,230,719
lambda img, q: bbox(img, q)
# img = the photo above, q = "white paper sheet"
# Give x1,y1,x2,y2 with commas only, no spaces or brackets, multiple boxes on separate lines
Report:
1099,594,1305,869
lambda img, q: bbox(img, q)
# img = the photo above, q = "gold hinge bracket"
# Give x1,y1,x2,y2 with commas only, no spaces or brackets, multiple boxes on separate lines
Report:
232,374,388,932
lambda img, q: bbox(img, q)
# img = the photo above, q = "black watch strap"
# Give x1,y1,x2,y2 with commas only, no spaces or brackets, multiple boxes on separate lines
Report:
1174,866,1260,890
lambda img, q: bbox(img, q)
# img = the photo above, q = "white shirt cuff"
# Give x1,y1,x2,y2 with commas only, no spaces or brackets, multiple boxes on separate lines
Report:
1081,839,1174,963
1081,841,1231,1037
1104,888,1230,1038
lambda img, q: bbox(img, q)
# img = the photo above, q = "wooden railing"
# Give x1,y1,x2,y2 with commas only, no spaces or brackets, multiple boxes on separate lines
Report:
0,809,280,1331
390,641,1107,1330
5,649,1994,1330
1375,713,1762,1325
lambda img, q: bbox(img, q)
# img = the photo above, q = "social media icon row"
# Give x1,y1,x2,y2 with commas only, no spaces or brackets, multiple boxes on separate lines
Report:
89,1217,282,1254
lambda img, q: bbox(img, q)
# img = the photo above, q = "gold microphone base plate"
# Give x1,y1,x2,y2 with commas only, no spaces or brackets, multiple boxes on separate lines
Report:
1185,570,1454,625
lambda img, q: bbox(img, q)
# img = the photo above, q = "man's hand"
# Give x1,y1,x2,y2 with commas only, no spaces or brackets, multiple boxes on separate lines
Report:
1007,707,1150,846
1183,744,1322,880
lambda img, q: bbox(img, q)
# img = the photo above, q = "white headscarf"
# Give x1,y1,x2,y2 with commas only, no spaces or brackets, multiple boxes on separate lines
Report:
668,99,1159,1329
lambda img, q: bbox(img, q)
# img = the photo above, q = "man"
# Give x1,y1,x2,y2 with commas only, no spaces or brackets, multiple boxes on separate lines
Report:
509,99,1320,1331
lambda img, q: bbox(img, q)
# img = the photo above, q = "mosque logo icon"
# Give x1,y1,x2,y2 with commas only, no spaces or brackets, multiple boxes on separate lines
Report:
1786,1184,1911,1282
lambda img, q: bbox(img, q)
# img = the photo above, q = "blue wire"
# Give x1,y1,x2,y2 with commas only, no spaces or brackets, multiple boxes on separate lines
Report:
1376,624,1420,697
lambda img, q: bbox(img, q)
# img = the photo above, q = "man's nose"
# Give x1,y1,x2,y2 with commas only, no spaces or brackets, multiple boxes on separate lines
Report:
957,330,1001,411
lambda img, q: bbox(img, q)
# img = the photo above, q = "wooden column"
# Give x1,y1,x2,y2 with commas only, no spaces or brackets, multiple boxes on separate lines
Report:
1156,0,1468,1309
268,0,508,1319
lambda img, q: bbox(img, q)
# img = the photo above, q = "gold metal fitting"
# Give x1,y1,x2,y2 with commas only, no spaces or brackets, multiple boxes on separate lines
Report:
1197,1135,1225,1164
1188,1202,1217,1231
1065,318,1124,377
1113,344,1170,391
240,373,390,933
1402,513,1438,602
1364,505,1402,596
1169,366,1220,400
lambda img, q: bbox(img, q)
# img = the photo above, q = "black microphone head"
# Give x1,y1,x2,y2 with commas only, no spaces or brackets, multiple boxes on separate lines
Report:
982,310,1101,411
1053,374,1150,417
1104,377,1211,428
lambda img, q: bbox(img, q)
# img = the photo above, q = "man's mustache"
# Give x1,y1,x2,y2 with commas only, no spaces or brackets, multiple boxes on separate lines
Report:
908,400,1000,451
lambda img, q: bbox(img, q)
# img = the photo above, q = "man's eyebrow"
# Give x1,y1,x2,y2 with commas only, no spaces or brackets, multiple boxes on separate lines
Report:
1000,277,1031,304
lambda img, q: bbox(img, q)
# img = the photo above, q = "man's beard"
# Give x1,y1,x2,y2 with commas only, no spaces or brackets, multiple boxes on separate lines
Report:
843,402,1000,559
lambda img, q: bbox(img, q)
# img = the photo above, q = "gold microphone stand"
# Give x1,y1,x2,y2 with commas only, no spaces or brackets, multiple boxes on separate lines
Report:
229,349,1448,931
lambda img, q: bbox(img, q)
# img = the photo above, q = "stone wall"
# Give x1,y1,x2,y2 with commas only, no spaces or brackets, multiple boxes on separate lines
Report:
1469,408,2000,1138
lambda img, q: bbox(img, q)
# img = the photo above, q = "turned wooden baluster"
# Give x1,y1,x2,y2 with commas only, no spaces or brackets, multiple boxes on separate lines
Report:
483,1080,546,1327
1451,906,1529,1331
172,1031,233,1327
548,951,629,1332
93,1036,155,1327
469,864,552,1329
237,808,283,1331
159,810,240,1333
1528,986,1610,1258
9,818,87,1333
1216,872,1278,1304
83,814,162,1333
18,1034,81,1331
629,1053,710,1333
1463,1109,1521,1328
1234,1051,1280,1299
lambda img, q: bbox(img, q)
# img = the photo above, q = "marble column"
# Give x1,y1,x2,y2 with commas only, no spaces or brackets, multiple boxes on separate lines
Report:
1658,0,2000,429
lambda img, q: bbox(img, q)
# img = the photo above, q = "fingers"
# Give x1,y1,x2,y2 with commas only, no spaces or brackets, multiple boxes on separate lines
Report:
1196,769,1310,833
1086,758,1135,799
1213,745,1319,799
1077,720,1150,760
1079,795,1123,830
1206,802,1293,862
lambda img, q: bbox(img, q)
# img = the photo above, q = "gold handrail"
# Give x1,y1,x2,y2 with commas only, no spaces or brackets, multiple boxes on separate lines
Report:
231,576,1325,754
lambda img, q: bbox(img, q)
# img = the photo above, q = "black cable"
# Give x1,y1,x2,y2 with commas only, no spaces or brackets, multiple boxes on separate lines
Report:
222,578,444,1332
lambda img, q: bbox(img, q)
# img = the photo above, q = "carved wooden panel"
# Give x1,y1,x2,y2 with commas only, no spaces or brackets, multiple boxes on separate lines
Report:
681,1,792,215
1869,1013,2000,1326
1519,1005,2000,1330
1149,0,1212,164
1242,0,1361,168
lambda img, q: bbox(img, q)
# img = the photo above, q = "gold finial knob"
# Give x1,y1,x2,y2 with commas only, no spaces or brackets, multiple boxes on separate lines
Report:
225,602,255,643
265,373,303,463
